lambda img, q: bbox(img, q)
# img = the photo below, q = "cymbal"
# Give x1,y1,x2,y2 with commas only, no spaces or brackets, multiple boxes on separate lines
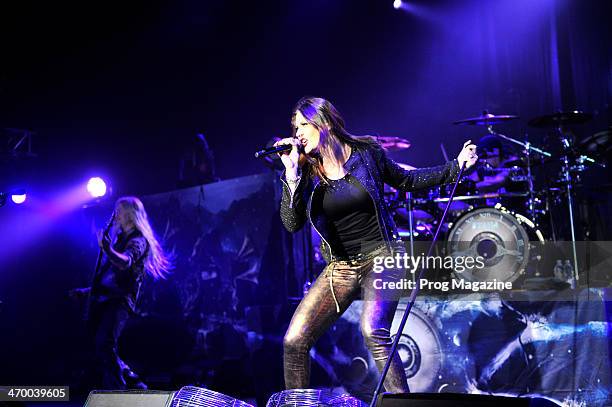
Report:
528,111,592,128
579,128,612,157
376,136,411,151
453,111,518,126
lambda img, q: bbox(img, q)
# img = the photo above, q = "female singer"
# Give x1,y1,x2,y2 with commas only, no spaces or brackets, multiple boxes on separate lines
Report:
276,97,477,392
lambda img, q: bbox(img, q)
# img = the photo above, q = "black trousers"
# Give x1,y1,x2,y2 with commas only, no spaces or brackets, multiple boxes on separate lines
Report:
87,300,130,390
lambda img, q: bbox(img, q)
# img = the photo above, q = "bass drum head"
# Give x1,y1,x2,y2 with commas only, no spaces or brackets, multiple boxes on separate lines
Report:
390,303,443,392
446,207,530,283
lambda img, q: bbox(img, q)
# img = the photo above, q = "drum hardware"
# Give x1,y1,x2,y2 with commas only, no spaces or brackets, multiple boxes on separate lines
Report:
476,162,528,183
509,174,529,183
477,164,522,173
387,163,433,260
484,128,550,219
384,123,555,290
391,198,436,240
452,110,519,126
392,198,547,282
526,195,547,218
527,110,607,283
527,111,593,128
452,111,552,221
579,127,612,159
375,136,412,151
432,191,529,203
385,112,607,291
477,124,558,274
574,153,605,168
449,112,562,278
493,203,546,243
388,111,608,288
557,136,579,281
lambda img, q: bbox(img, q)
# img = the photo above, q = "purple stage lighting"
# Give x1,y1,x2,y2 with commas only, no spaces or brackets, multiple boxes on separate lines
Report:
393,0,402,9
11,193,27,205
87,177,107,198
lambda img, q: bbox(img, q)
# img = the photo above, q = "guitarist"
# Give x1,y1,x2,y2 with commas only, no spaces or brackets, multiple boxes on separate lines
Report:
70,196,172,389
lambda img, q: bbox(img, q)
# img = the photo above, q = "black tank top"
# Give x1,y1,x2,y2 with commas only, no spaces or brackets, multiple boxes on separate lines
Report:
321,174,382,257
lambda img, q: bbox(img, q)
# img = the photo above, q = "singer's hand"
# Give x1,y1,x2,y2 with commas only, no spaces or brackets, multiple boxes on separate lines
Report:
274,137,301,176
457,140,478,169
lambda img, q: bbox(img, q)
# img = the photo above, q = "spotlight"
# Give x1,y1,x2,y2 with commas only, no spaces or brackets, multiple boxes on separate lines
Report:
87,177,107,198
393,0,403,9
11,189,27,205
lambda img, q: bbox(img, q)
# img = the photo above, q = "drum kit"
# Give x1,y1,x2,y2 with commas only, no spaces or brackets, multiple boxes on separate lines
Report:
382,111,609,284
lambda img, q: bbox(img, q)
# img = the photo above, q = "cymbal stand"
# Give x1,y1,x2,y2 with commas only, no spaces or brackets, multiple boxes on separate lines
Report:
557,126,579,285
486,125,551,221
524,140,536,220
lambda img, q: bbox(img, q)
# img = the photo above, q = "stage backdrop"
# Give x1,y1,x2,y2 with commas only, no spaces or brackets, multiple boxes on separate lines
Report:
78,173,611,406
2,172,605,406
96,174,612,406
323,294,610,407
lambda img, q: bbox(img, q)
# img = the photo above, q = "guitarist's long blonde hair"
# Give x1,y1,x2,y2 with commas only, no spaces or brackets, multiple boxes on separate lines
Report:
115,196,172,280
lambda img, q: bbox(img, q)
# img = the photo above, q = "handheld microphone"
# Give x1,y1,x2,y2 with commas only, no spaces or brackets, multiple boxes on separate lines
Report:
254,144,293,158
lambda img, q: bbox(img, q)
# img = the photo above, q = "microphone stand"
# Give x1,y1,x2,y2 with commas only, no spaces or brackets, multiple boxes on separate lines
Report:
405,191,415,284
370,162,467,407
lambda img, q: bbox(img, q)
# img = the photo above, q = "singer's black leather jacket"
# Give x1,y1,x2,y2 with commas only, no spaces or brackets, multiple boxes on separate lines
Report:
280,143,460,263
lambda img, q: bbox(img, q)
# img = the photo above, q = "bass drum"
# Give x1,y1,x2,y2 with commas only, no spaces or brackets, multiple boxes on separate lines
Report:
446,207,544,284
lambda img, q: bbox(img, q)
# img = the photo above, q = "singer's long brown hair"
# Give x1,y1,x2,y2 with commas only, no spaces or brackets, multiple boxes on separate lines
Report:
291,97,377,182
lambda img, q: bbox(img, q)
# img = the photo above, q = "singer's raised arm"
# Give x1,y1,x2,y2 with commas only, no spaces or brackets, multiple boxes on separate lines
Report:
372,145,460,191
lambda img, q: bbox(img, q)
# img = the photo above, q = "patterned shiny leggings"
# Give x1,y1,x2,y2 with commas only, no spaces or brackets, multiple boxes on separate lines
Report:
283,251,409,393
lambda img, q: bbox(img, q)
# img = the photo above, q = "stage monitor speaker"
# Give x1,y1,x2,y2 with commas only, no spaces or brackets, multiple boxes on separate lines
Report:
84,390,175,407
375,393,559,407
